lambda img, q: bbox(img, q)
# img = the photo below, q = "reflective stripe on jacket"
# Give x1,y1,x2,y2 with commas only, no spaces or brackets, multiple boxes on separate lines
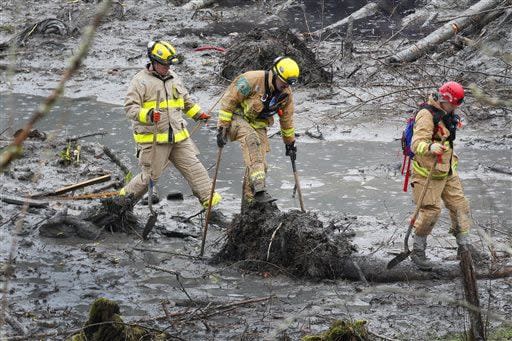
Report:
125,67,201,144
411,97,459,179
217,70,296,144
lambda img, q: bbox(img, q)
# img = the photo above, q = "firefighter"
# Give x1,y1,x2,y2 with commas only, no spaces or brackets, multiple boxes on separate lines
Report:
216,56,299,203
410,81,471,270
119,40,221,209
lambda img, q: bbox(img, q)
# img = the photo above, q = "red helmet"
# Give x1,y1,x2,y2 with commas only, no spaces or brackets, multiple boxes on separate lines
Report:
438,81,465,106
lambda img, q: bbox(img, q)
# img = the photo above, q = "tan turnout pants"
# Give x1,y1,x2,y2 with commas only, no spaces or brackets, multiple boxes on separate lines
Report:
228,116,270,199
411,173,471,237
123,138,211,203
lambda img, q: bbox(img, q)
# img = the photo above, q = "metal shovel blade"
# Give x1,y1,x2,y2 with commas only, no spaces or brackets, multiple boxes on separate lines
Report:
142,212,158,240
386,250,412,269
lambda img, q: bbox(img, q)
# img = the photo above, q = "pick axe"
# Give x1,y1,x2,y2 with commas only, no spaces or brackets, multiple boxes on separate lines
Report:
387,140,445,269
289,149,305,212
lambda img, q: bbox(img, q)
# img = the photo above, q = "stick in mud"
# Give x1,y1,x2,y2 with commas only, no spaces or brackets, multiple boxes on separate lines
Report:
459,246,485,340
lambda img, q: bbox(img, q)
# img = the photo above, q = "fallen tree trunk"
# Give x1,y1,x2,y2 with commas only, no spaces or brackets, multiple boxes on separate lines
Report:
345,256,512,283
181,0,215,10
213,203,512,283
388,0,506,63
311,2,380,37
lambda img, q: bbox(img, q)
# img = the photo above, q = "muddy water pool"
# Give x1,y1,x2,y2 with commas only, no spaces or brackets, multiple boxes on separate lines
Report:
2,93,510,230
1,93,511,338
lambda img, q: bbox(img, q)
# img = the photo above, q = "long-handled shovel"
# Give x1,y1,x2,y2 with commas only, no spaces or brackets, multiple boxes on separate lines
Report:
387,151,443,269
290,152,305,212
199,141,224,257
142,91,161,240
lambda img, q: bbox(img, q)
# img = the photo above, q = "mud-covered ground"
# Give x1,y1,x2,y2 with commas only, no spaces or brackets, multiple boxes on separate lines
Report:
1,0,511,340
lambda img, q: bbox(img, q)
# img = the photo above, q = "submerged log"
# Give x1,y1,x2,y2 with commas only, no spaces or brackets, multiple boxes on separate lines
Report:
39,195,139,239
388,0,506,63
0,195,49,208
213,203,511,282
39,209,100,240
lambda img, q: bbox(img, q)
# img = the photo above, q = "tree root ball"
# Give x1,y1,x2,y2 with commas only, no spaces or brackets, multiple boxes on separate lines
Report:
212,202,356,279
220,27,332,85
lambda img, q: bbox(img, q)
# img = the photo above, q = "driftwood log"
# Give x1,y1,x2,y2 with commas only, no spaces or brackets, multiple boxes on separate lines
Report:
388,0,508,63
0,195,49,208
311,2,380,38
181,0,215,10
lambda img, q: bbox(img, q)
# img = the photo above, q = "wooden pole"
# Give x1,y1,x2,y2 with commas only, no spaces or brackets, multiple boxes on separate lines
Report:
200,146,223,257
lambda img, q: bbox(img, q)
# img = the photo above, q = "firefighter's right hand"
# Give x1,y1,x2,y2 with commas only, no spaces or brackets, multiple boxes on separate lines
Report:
216,127,228,148
429,142,446,155
149,109,161,123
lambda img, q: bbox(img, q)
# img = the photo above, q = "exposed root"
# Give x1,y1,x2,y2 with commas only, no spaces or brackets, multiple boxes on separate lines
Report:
212,202,355,279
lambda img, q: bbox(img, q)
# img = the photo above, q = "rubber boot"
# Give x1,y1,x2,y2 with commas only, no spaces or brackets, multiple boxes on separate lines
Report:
254,190,277,203
455,233,490,263
141,192,160,205
252,181,276,204
410,235,433,271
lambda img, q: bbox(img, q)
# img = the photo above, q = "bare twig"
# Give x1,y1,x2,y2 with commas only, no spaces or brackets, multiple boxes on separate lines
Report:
133,247,202,259
436,5,512,22
0,0,113,171
266,222,284,261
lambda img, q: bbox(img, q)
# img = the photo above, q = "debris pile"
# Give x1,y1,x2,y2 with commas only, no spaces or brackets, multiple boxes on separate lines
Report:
213,202,356,279
221,27,332,84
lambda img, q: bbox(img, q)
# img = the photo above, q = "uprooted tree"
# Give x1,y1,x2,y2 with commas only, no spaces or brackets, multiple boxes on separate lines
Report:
221,27,332,85
213,202,512,283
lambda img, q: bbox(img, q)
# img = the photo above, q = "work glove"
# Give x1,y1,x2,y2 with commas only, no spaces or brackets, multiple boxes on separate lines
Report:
429,142,446,155
196,112,211,121
285,141,297,161
216,126,228,148
149,109,161,123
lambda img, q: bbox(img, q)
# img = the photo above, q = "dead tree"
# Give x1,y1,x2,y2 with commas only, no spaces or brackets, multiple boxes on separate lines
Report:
388,0,508,63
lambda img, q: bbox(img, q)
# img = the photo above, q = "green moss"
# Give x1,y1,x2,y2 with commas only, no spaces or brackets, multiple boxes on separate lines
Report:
488,325,512,341
67,297,168,341
0,25,15,34
302,319,370,341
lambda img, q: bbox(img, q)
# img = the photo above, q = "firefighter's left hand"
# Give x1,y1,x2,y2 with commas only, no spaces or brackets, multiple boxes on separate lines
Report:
285,141,297,161
196,112,211,121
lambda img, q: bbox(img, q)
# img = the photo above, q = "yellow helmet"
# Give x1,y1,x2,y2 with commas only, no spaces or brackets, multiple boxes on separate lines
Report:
147,40,176,66
272,56,300,85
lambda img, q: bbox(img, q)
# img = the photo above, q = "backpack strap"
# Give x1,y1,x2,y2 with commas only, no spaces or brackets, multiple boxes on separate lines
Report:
418,103,444,126
260,70,271,113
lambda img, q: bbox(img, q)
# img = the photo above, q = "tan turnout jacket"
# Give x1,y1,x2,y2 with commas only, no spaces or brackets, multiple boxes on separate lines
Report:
218,70,296,144
125,66,202,144
411,97,459,179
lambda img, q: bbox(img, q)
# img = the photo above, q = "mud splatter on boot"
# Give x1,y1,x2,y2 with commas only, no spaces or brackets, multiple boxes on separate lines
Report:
410,235,433,271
